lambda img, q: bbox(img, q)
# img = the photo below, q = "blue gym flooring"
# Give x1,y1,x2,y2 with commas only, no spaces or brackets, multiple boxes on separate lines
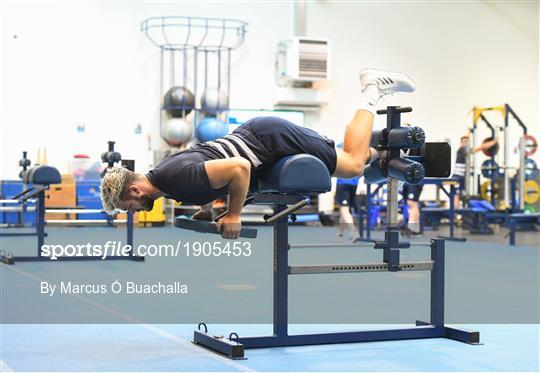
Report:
1,324,539,371
1,225,539,371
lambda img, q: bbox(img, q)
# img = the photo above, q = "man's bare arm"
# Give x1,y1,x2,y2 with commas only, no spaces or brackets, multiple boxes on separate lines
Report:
204,157,251,217
472,139,497,153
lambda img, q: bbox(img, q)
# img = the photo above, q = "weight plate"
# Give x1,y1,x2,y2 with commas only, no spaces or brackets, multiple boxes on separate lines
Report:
524,135,538,157
524,180,540,204
523,205,536,214
524,158,538,180
480,180,501,201
481,159,500,179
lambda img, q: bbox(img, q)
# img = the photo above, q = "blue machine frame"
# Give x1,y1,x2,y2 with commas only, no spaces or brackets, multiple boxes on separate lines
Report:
191,107,479,359
361,178,464,241
194,194,479,359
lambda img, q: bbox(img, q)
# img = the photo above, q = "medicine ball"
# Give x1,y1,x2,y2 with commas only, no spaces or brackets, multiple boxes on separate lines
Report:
200,87,229,115
196,117,228,142
163,86,195,117
162,117,193,146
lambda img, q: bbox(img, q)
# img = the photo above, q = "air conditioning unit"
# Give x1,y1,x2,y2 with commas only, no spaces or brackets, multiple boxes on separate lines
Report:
276,37,331,83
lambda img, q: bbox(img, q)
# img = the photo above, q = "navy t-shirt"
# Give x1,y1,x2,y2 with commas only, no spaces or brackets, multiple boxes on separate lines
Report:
146,148,228,205
456,146,467,164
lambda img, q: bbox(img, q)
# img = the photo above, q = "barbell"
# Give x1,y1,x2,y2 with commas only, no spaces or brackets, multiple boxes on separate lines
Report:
480,158,538,180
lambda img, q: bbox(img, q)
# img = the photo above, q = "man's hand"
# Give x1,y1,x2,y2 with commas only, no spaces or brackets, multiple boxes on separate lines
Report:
216,213,242,240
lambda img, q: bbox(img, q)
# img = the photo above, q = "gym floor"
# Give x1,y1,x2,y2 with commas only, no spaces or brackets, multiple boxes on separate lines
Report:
1,225,538,372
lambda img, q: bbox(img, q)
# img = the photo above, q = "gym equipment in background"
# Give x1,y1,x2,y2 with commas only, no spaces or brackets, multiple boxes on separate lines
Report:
101,141,122,176
47,142,138,226
163,86,195,117
470,107,500,208
162,117,193,146
200,87,229,115
0,145,144,265
176,106,479,359
470,105,537,211
141,16,248,148
195,117,227,142
1,152,38,230
507,212,540,245
18,151,31,178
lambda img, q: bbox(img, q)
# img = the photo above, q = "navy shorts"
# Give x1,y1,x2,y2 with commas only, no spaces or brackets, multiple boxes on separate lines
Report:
335,184,357,207
234,117,338,174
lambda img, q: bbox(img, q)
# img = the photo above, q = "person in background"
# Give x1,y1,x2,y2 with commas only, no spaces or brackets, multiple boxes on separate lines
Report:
335,173,361,242
401,182,423,236
453,135,498,208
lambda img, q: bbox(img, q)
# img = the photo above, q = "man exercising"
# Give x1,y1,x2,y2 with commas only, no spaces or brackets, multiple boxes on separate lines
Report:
101,68,415,239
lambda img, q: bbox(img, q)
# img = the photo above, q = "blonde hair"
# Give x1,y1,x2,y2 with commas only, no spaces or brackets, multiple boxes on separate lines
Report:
100,166,137,213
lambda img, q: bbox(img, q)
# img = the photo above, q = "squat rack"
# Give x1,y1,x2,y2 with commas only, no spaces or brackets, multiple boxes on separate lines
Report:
140,16,248,146
471,104,532,210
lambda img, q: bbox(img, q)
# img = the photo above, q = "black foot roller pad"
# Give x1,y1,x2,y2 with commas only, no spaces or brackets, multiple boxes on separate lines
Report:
175,217,258,239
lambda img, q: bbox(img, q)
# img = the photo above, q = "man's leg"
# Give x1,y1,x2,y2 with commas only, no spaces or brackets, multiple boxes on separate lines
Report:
403,184,423,235
336,185,359,242
336,206,350,242
333,68,415,178
454,193,461,209
334,110,375,178
407,200,421,232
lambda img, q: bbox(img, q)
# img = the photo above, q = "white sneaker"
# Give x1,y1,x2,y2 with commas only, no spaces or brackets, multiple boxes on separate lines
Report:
359,68,416,96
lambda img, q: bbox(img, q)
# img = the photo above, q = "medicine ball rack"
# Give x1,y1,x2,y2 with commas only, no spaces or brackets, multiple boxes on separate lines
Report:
140,16,248,148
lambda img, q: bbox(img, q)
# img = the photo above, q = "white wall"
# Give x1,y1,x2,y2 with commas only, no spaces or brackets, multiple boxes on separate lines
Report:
0,0,293,178
1,1,538,181
308,2,538,152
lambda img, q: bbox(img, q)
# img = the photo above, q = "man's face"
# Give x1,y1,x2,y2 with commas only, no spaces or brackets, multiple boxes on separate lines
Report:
118,185,155,212
461,138,469,146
